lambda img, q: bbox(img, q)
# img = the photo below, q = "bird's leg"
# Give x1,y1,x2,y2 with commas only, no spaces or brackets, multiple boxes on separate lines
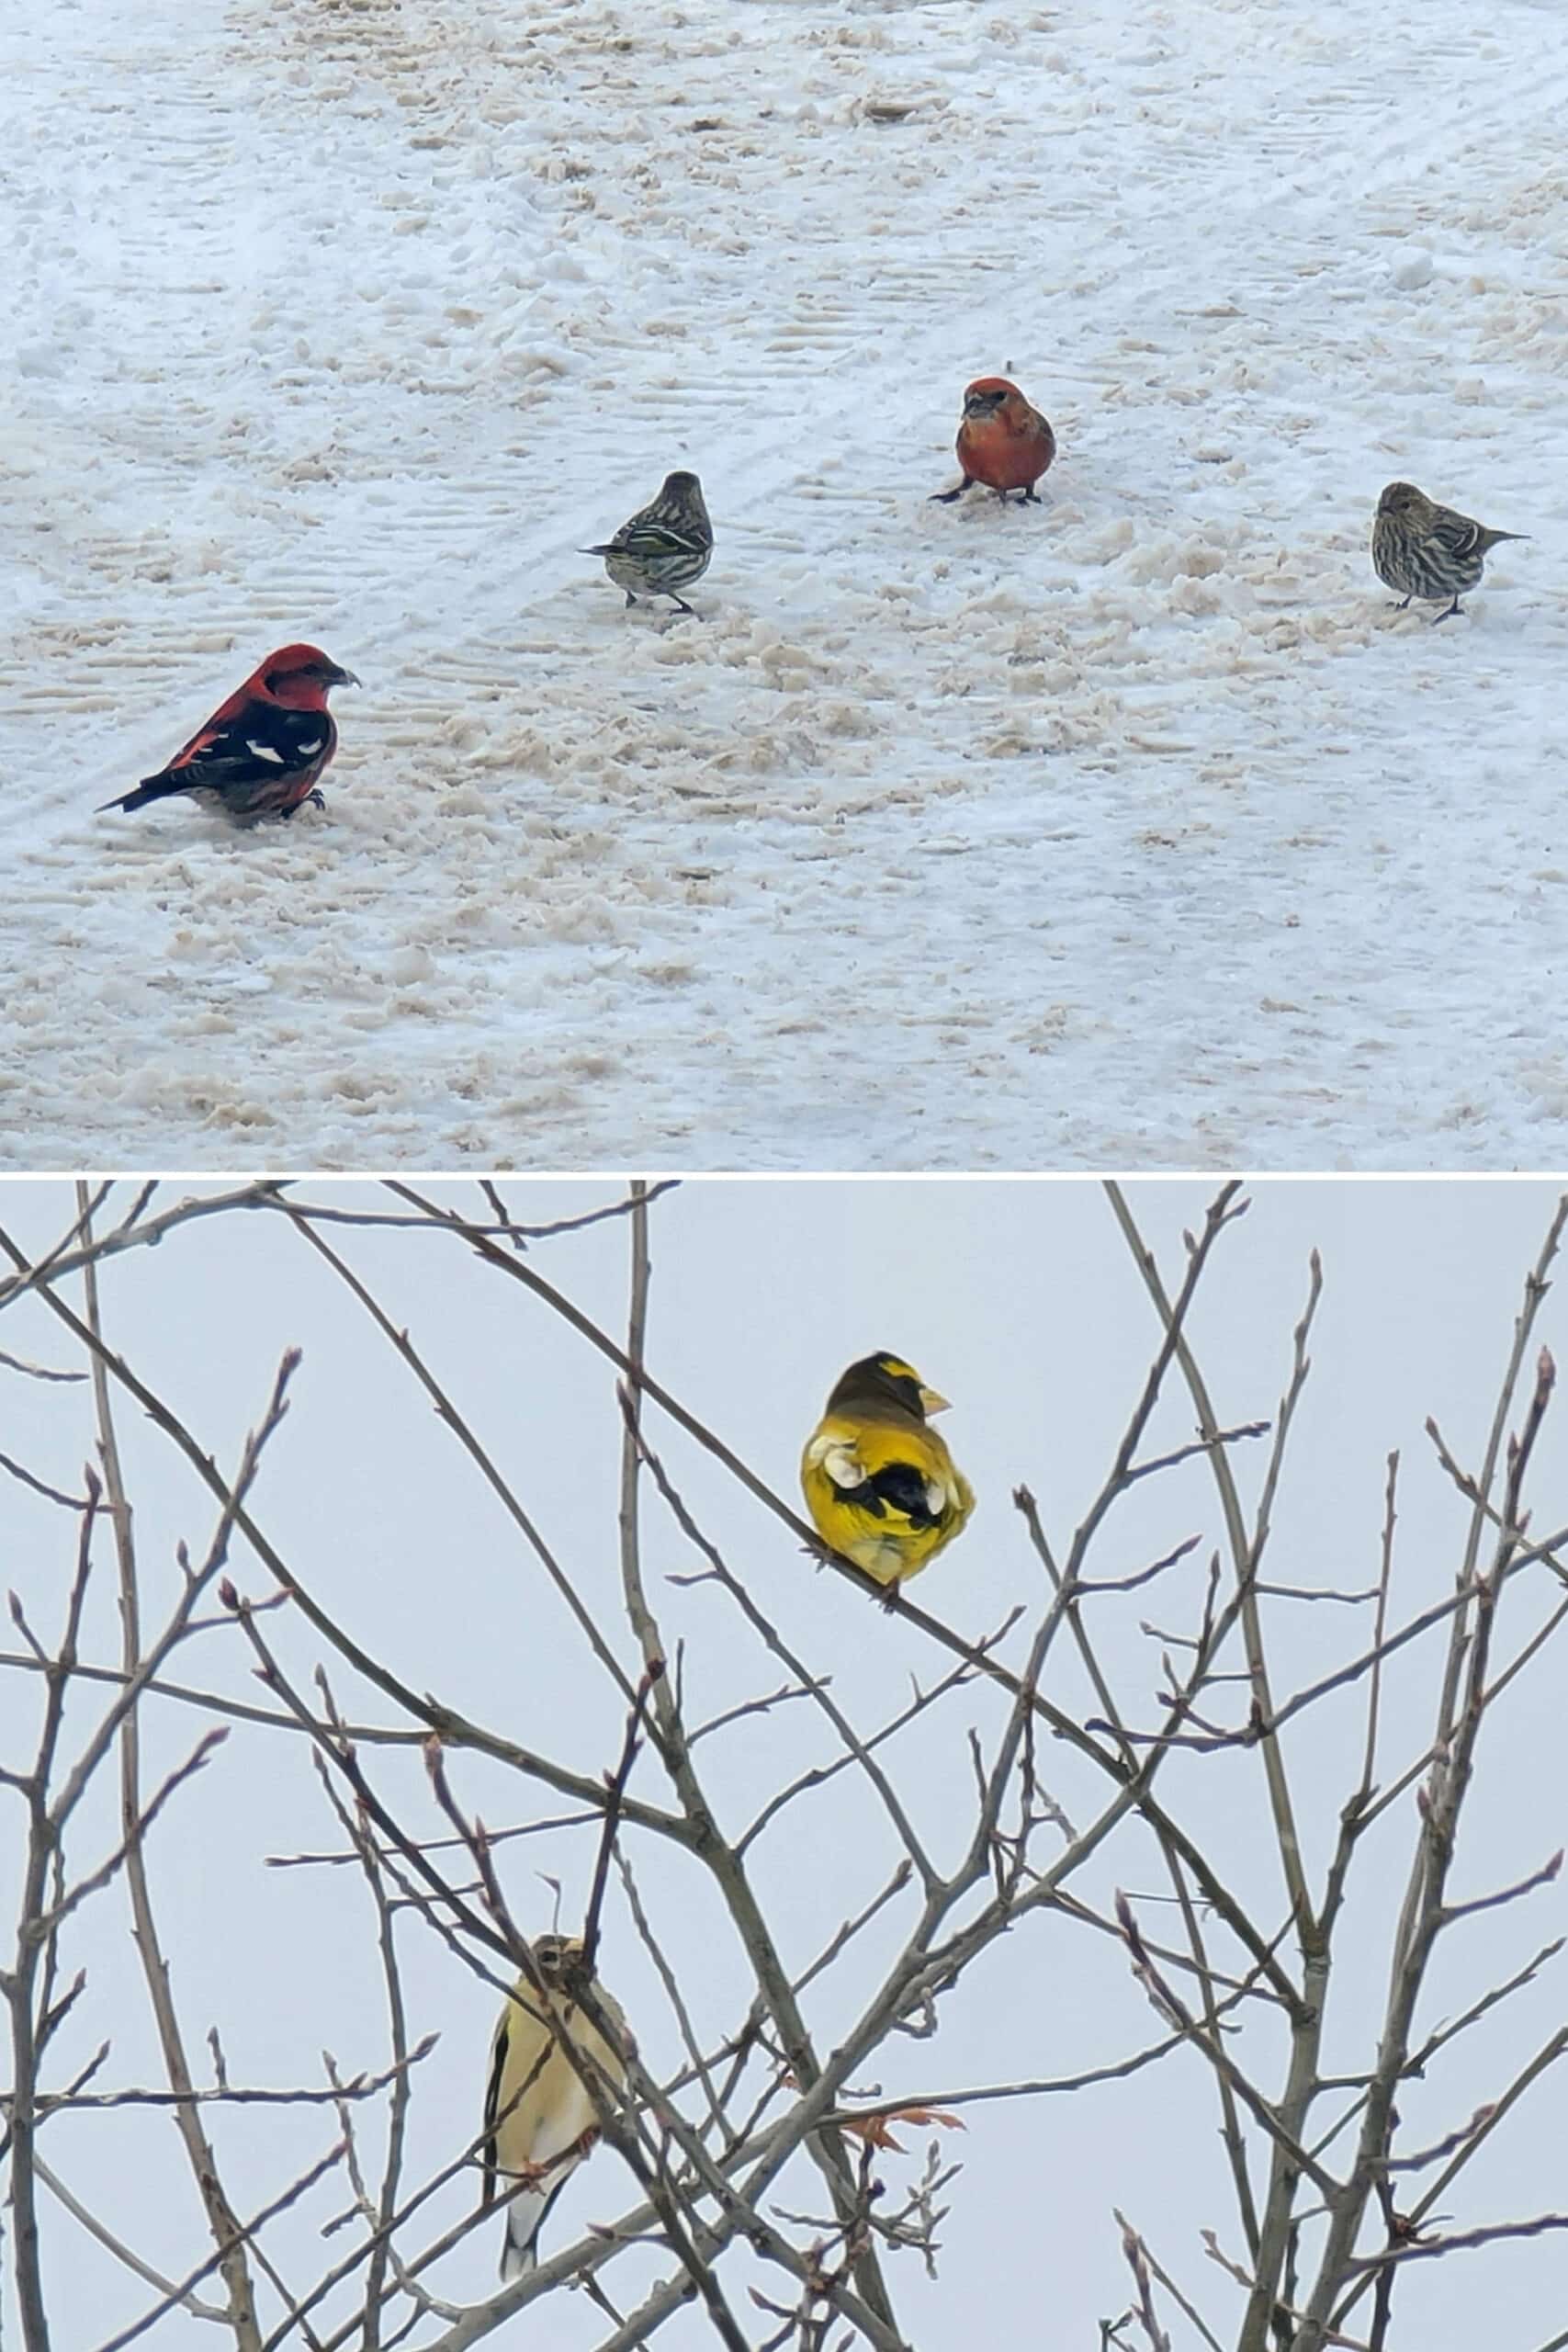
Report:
1390,595,1413,611
1017,486,1043,504
878,1581,904,1617
667,595,700,617
502,2126,595,2194
499,2156,552,2189
930,477,975,503
1432,598,1463,624
625,591,637,608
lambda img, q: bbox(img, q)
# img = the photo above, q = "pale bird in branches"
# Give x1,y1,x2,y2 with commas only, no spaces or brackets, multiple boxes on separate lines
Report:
480,1935,630,2281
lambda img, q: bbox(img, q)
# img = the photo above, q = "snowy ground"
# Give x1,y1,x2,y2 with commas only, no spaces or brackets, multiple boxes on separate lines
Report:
5,0,1568,1170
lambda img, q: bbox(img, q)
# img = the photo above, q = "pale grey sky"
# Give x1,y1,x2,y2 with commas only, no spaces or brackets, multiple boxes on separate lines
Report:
3,1178,1566,2351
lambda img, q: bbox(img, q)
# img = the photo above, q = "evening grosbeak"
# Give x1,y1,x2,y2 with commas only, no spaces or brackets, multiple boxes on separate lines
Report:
931,378,1056,505
100,643,358,821
1371,481,1528,622
800,1352,975,1589
481,1936,630,2283
581,470,713,613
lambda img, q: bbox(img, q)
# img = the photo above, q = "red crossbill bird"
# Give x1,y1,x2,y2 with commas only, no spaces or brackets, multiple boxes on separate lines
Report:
99,644,358,821
931,378,1056,505
1371,481,1528,622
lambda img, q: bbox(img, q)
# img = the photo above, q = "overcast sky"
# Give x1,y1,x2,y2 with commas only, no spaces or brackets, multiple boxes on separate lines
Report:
3,1177,1566,2351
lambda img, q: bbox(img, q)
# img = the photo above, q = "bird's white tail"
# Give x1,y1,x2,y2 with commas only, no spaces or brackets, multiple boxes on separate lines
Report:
499,2184,549,2282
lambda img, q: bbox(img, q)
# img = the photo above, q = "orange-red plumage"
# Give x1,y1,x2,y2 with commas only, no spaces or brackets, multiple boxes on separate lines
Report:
932,378,1055,505
100,643,358,822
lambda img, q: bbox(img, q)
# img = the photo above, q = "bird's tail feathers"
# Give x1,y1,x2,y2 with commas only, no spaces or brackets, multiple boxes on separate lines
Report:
98,772,181,814
499,2174,569,2282
498,2220,540,2284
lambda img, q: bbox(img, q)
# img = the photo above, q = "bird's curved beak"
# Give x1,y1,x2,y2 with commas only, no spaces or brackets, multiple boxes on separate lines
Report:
963,389,1005,420
919,1385,952,1417
327,663,361,689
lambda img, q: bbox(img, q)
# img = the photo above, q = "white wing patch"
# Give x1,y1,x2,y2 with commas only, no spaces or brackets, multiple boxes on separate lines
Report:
804,1433,867,1491
294,736,323,755
246,741,286,763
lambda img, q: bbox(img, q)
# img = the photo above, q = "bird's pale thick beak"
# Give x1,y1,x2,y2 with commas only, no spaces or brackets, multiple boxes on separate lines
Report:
964,390,1004,419
919,1385,951,1417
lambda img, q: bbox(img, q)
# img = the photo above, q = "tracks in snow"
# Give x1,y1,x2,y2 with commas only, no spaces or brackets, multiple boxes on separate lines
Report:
3,0,1568,1166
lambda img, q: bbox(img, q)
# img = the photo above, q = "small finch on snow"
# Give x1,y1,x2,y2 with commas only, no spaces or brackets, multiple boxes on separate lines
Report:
931,377,1056,505
100,645,358,822
1371,481,1527,622
581,471,713,614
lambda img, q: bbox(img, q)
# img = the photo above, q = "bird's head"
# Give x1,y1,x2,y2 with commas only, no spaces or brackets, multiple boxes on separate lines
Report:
654,469,708,518
1376,481,1429,523
830,1352,951,1422
530,1934,584,1984
261,645,361,706
962,378,1020,421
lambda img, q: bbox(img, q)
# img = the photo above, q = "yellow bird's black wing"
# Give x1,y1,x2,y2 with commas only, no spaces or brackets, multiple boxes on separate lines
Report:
829,1420,954,1526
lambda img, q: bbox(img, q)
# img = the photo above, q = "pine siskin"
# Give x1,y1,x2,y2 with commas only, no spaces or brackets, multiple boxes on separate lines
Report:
581,471,713,614
1371,481,1527,623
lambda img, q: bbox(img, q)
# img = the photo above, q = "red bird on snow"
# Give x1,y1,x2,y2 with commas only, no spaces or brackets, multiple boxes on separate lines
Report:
931,378,1056,505
100,644,359,822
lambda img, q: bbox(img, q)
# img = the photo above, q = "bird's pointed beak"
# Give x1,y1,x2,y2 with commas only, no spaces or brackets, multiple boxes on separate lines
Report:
919,1385,952,1417
963,389,1004,419
327,663,361,689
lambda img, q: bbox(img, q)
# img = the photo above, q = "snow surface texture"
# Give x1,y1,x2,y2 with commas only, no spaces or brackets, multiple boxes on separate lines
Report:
4,0,1567,1170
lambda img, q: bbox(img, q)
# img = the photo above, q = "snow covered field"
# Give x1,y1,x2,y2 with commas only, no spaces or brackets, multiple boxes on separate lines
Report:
5,0,1567,1170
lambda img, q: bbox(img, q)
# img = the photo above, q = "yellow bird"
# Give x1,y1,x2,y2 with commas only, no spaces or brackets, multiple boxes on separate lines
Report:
800,1351,975,1588
480,1934,629,2281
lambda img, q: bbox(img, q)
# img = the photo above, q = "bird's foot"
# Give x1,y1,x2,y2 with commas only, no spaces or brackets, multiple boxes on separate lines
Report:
502,2155,552,2190
666,597,701,618
569,2125,603,2162
625,592,638,608
1017,486,1043,504
1432,600,1464,624
930,480,973,503
878,1581,905,1615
